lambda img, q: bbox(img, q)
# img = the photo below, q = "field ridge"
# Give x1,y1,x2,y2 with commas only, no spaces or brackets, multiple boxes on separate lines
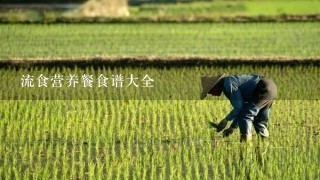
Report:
1,14,320,23
1,56,320,68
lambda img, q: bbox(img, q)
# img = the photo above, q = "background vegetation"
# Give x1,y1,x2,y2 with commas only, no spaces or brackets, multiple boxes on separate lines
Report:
1,0,320,22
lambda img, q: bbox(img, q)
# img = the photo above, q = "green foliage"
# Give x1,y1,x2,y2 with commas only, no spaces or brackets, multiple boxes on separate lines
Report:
131,0,320,17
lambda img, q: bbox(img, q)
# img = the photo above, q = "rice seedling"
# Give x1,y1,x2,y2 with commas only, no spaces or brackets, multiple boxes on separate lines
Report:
0,23,319,59
0,64,319,179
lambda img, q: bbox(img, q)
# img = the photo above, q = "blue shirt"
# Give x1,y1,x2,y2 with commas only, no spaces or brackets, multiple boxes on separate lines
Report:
222,74,263,125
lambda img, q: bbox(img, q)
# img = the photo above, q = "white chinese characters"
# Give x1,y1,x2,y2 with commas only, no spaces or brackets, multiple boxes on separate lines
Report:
21,74,154,88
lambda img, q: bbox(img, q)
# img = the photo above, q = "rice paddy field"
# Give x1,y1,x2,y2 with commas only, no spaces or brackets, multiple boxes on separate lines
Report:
0,22,320,179
1,22,320,59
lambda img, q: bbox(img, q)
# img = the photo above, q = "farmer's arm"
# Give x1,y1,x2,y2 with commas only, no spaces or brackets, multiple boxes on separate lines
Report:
223,78,243,127
224,90,242,128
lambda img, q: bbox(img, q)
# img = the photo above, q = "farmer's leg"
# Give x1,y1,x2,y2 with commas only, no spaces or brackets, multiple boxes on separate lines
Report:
252,77,277,138
236,103,260,137
253,107,270,138
237,77,277,141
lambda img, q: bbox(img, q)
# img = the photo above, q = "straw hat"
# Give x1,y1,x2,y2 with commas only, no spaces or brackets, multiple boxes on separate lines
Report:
200,73,226,100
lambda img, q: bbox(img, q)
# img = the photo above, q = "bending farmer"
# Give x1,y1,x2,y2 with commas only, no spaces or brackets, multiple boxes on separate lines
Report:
200,74,277,142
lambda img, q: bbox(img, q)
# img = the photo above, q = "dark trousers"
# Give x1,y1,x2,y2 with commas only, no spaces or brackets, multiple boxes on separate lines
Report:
236,77,277,137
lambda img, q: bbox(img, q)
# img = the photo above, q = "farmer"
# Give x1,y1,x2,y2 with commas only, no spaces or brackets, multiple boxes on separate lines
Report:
200,74,277,142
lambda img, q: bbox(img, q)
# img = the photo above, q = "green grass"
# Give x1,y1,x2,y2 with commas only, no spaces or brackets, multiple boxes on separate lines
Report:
1,23,320,59
131,0,320,17
0,64,319,178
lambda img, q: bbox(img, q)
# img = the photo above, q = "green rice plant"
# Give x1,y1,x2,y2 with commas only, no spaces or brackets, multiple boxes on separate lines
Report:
0,23,320,59
0,64,319,179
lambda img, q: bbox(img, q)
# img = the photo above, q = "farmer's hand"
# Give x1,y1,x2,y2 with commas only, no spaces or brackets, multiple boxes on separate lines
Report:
216,119,228,132
223,127,236,137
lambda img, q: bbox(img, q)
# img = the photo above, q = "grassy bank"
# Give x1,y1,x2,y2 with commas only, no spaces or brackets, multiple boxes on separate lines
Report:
131,0,320,17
